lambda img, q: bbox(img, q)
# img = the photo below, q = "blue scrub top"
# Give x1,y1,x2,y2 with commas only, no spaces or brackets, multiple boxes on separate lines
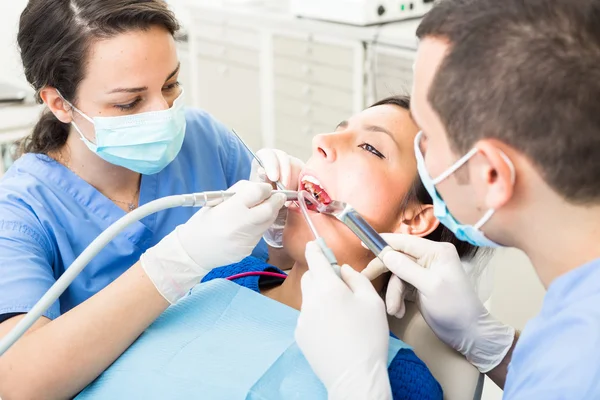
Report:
0,108,268,321
504,258,600,398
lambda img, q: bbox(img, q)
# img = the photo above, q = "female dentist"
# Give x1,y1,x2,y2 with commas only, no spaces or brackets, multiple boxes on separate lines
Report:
296,0,600,398
0,1,287,399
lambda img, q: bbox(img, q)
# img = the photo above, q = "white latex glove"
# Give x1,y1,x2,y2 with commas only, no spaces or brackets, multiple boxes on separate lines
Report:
362,234,515,373
141,181,286,304
296,242,392,400
249,149,304,248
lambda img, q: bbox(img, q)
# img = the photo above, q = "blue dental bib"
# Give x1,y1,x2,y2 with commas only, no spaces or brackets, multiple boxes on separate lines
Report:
78,279,408,399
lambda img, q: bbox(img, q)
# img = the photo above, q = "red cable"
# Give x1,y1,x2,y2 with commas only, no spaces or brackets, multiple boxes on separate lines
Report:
225,271,288,281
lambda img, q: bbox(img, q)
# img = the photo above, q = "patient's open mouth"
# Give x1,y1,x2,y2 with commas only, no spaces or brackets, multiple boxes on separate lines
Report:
300,175,332,211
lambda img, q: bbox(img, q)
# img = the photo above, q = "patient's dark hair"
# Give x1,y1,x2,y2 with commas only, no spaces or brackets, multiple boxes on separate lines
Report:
370,95,483,260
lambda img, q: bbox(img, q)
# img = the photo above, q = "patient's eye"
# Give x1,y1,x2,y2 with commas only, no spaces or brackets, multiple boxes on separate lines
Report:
358,143,385,159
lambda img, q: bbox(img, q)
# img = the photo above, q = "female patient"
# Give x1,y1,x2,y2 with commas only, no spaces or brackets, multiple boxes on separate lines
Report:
78,96,483,399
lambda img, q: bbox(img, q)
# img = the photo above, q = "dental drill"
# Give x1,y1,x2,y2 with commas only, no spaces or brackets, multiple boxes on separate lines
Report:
0,189,298,357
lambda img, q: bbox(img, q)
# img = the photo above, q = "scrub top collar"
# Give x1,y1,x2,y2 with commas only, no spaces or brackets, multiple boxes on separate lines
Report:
543,257,600,315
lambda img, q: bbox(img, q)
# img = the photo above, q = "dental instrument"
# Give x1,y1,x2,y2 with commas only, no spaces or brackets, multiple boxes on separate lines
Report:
297,190,340,275
0,189,297,356
315,200,393,280
231,129,288,192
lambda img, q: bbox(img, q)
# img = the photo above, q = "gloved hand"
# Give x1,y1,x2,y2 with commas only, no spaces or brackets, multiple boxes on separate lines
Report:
249,149,304,248
362,234,515,373
296,242,392,400
141,181,286,304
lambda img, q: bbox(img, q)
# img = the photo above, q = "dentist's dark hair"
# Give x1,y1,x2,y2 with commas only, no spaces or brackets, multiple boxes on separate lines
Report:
370,95,483,261
17,0,180,155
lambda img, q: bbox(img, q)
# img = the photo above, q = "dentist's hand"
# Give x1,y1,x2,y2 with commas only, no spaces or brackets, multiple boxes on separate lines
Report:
362,234,515,373
249,149,304,248
141,181,286,304
296,242,392,400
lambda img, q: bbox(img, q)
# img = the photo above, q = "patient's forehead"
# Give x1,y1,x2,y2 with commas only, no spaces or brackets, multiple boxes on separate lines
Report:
349,104,419,146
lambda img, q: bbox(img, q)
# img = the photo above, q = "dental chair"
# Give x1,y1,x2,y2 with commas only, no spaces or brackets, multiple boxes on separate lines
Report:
389,303,484,400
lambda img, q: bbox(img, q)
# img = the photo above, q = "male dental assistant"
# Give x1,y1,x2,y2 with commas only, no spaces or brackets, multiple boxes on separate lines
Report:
296,0,600,398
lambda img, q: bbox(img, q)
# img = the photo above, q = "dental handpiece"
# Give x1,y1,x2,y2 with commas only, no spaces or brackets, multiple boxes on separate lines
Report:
184,189,298,207
317,201,393,280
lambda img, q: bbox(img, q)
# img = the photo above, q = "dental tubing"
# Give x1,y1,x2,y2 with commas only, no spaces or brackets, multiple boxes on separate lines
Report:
0,190,296,357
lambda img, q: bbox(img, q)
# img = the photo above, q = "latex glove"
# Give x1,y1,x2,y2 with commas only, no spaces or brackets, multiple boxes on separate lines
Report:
362,234,515,373
141,181,286,304
249,149,304,248
296,242,392,400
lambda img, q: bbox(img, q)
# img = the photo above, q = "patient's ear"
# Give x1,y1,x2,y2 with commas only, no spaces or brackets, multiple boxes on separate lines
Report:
394,204,439,237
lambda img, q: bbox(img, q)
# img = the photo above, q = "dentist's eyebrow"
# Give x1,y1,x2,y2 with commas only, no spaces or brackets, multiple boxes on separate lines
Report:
105,63,180,94
106,86,148,94
164,63,180,82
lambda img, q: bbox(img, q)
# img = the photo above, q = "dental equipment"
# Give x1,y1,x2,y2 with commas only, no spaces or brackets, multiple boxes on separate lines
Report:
297,190,340,276
315,200,393,280
0,189,298,356
291,0,434,26
231,129,288,192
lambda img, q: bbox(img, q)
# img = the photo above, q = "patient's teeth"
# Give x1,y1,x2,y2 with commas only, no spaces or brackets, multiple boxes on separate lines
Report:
301,175,321,186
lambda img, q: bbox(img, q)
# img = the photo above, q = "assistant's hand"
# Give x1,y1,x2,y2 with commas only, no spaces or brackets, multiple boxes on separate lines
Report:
296,242,392,400
362,234,515,373
141,181,286,304
249,149,304,248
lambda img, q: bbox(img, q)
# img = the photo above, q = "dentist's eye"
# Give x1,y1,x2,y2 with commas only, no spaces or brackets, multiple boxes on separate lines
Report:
114,97,141,111
358,142,385,159
163,81,181,92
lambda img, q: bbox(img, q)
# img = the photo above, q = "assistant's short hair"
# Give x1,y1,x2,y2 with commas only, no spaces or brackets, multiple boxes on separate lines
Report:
417,0,600,204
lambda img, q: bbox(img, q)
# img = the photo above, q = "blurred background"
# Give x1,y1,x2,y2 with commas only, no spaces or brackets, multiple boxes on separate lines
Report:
0,1,545,398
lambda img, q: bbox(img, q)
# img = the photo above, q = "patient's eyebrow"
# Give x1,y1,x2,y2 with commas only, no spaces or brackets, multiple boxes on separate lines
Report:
336,121,348,130
364,125,398,145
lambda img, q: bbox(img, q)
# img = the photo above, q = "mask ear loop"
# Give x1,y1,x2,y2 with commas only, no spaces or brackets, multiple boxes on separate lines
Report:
432,148,479,185
472,149,516,230
55,89,97,146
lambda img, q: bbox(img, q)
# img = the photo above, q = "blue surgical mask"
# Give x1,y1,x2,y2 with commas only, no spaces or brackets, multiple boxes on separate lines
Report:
413,131,515,247
57,90,186,175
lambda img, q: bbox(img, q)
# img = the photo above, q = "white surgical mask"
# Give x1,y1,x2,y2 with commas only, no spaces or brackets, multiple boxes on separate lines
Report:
57,89,186,175
414,131,515,247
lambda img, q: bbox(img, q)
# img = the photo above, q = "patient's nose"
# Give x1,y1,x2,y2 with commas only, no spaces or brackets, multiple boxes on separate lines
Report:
312,133,338,163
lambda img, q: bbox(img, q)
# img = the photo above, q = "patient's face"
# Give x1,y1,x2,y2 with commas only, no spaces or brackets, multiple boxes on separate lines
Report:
283,104,419,270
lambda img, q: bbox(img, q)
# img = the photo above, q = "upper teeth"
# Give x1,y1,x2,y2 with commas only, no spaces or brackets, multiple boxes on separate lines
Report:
301,175,321,186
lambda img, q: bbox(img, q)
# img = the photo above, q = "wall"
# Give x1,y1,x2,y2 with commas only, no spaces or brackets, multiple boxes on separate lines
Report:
0,1,28,89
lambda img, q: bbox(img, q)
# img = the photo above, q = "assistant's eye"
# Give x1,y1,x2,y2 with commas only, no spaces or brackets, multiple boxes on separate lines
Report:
162,81,181,92
358,142,385,159
114,97,142,111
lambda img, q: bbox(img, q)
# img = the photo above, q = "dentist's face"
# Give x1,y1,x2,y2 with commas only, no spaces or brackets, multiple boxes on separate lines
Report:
68,25,182,142
283,104,421,270
411,37,481,226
